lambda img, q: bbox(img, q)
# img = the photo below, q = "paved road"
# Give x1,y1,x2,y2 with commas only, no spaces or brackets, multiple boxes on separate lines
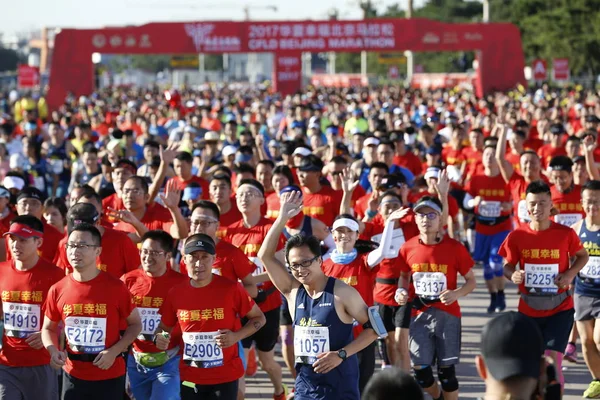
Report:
244,267,592,399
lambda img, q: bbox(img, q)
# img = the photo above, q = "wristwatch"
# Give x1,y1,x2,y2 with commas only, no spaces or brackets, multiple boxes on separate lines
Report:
337,349,347,361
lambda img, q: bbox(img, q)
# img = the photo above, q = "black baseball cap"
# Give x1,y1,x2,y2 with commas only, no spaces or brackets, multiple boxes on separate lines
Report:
17,187,45,204
481,312,544,381
184,233,216,255
549,123,566,135
586,115,600,123
378,174,406,190
67,203,100,233
298,154,324,172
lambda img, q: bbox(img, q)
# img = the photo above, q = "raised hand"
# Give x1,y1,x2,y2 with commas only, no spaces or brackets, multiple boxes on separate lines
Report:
388,207,410,221
340,168,359,194
106,207,139,225
159,179,182,210
584,134,597,153
434,169,450,198
279,191,303,221
160,142,179,165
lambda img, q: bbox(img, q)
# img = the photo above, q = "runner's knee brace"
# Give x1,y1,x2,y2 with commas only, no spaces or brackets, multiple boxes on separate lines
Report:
414,365,435,388
438,365,459,392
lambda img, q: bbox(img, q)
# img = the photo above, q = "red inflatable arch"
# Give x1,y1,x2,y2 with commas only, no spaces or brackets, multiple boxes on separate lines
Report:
47,18,525,109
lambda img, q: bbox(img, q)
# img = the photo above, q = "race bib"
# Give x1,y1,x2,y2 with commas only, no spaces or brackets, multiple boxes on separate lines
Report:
65,316,107,354
580,256,600,281
49,159,64,175
139,307,161,336
554,213,582,227
478,201,501,218
413,272,447,298
2,303,40,338
517,200,531,223
294,326,330,364
524,263,559,294
182,331,223,368
371,228,405,258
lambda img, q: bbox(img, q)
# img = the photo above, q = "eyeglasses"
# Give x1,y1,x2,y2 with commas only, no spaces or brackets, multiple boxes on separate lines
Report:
288,255,320,271
122,188,143,196
415,212,439,220
140,249,166,257
66,243,99,251
190,219,218,228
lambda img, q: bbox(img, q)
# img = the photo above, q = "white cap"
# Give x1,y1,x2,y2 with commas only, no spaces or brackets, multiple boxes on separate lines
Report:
9,154,24,170
293,147,312,157
446,165,462,183
363,137,381,147
393,107,403,115
222,145,237,158
185,100,196,108
308,122,320,130
424,167,440,181
332,218,360,232
3,175,25,190
204,131,220,141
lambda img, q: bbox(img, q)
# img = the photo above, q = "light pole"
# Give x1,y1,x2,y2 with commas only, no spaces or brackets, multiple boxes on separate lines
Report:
405,0,414,85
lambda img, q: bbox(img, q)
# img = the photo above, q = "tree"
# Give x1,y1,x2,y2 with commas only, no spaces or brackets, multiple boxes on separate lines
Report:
0,47,22,72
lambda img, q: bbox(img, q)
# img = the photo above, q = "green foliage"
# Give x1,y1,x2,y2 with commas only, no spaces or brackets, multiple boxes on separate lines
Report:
0,47,23,72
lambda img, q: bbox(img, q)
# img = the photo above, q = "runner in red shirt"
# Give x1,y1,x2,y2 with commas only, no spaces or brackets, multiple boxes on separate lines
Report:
110,176,189,243
8,187,64,263
0,216,64,400
464,145,512,313
499,180,589,387
121,230,187,400
209,174,242,239
54,201,140,277
156,233,265,400
41,224,142,399
266,165,296,220
395,196,476,400
462,128,484,180
353,162,390,219
102,159,136,224
538,124,568,169
496,123,546,229
548,155,585,226
169,151,209,199
223,179,286,399
391,131,422,177
297,155,342,227
327,156,366,208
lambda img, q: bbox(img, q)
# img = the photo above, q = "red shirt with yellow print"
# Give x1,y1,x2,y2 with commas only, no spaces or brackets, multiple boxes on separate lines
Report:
0,259,64,367
216,203,242,239
121,268,187,354
179,240,255,281
223,217,284,312
442,146,466,167
302,185,342,227
322,254,378,307
159,276,254,385
397,236,474,318
551,185,584,227
498,221,583,317
44,272,136,380
265,192,280,220
114,203,174,234
465,173,512,235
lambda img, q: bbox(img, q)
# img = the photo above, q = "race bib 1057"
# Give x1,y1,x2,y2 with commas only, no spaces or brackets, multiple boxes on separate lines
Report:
294,326,330,364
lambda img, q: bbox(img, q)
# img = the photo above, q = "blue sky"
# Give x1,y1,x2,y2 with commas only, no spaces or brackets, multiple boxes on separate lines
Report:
2,0,429,37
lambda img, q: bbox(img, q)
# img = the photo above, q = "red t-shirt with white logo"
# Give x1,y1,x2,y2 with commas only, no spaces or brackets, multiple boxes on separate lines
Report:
322,254,378,307
0,259,64,367
159,276,254,385
45,272,136,380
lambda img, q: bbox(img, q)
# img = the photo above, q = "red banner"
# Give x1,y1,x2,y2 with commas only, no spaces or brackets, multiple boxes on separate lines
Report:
553,58,569,81
17,65,40,89
311,74,369,88
272,52,302,96
47,19,526,110
532,59,547,81
411,73,476,90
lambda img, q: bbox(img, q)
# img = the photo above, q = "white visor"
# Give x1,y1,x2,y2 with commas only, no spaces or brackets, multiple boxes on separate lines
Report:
293,147,312,157
363,137,380,147
424,168,440,181
332,218,359,232
3,176,24,190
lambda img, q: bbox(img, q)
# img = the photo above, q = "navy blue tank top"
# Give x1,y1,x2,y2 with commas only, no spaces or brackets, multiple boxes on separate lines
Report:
576,221,600,297
293,277,359,400
283,216,313,239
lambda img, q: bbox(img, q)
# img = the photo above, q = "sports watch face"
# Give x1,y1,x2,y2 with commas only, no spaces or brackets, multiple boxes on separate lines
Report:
337,349,347,360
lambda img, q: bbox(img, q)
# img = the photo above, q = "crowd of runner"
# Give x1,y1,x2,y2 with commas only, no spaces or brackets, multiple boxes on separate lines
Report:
0,83,599,399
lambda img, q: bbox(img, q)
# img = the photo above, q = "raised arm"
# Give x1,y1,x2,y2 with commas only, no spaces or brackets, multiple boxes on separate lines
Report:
257,191,303,296
433,169,450,226
148,143,178,205
495,122,514,184
160,179,190,239
583,135,600,181
367,207,411,267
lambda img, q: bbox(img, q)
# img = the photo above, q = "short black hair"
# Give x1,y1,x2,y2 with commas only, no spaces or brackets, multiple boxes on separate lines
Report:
380,191,403,204
235,163,256,176
10,215,44,233
141,230,174,253
72,184,97,197
378,139,395,151
144,140,160,150
238,178,264,196
549,155,574,173
82,142,98,154
191,200,221,220
281,141,297,156
125,176,149,194
330,155,348,166
285,234,322,262
526,180,551,196
582,180,600,194
213,165,233,177
43,197,68,221
69,223,102,246
362,369,424,400
79,191,102,206
257,159,275,169
566,135,581,144
513,129,526,139
273,165,295,185
238,145,254,155
175,151,193,164
370,162,390,173
520,150,538,159
210,174,232,188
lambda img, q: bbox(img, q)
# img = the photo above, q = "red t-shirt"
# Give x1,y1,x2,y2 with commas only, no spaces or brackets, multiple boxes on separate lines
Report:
442,146,466,167
6,221,64,263
216,204,242,239
54,227,140,278
462,147,483,178
169,176,210,200
333,185,366,209
302,185,342,227
159,276,254,385
0,209,16,231
397,236,474,318
551,185,584,227
179,240,256,282
102,194,123,224
45,272,136,380
410,190,459,220
537,144,567,169
505,151,521,174
498,222,584,317
0,259,64,367
223,217,284,312
114,203,174,234
322,254,378,306
523,137,544,152
121,268,187,353
393,151,423,177
465,173,512,235
265,192,280,220
354,193,372,220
